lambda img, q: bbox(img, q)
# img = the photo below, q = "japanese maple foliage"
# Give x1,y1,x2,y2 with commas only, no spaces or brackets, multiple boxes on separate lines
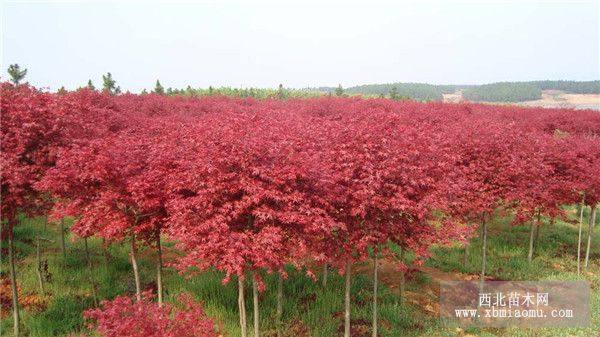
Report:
83,292,218,337
1,83,59,222
4,80,600,336
166,109,342,284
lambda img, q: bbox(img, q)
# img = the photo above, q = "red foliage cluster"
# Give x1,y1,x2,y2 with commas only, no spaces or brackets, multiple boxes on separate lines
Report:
2,82,599,283
83,292,218,337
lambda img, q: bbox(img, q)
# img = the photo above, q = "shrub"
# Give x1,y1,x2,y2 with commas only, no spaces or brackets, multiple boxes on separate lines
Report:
84,292,218,337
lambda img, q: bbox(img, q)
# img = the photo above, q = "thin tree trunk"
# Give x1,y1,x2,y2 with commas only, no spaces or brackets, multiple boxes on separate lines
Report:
463,243,469,268
372,254,378,337
480,222,485,241
533,211,542,256
36,236,45,295
480,218,487,286
344,261,351,337
399,246,405,306
156,229,163,307
585,206,596,270
130,234,141,302
84,237,98,306
527,216,536,263
238,276,248,337
322,263,328,288
577,200,585,275
59,218,66,259
276,272,283,337
8,222,21,336
102,237,111,264
252,274,260,337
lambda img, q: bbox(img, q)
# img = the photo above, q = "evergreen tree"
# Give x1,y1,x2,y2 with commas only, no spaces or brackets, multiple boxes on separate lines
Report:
277,84,286,99
335,84,344,97
141,89,148,95
208,86,214,95
57,86,67,95
389,86,399,100
153,80,165,95
7,64,27,85
87,80,95,90
102,72,120,95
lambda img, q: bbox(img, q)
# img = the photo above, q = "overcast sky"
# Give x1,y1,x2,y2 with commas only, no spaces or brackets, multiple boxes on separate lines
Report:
1,0,599,92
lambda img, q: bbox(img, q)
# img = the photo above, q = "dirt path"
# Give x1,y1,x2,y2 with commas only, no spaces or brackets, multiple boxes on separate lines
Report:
356,259,480,317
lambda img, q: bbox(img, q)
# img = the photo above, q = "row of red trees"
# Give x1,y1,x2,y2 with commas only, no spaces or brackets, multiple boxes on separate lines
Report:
2,82,599,336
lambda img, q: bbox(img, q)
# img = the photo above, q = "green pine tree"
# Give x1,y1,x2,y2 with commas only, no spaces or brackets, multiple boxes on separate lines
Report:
335,84,344,97
102,72,120,95
7,64,27,85
277,84,286,99
87,79,95,90
389,86,399,100
153,80,165,95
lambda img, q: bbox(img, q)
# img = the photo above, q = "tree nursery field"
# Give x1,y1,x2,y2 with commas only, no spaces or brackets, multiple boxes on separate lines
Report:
1,82,599,337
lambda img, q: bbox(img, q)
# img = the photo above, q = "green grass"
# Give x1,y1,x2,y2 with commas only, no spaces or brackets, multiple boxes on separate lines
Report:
425,208,600,337
1,208,598,337
1,217,422,337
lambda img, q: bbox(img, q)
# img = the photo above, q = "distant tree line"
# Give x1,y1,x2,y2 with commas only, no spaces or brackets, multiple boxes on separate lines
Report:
319,80,600,103
528,80,600,94
6,63,599,102
147,83,322,99
462,81,600,102
318,82,443,101
462,82,543,102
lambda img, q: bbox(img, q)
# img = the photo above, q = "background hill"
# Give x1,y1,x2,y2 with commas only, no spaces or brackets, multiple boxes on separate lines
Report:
316,80,600,103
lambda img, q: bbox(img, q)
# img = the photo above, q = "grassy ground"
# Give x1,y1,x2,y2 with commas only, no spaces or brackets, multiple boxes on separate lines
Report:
0,207,598,337
425,208,599,337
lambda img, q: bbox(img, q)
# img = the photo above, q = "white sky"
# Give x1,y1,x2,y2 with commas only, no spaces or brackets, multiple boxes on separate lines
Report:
1,0,599,92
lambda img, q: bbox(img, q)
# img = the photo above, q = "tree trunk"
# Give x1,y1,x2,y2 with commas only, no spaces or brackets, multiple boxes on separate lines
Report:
577,200,585,275
533,211,542,256
480,222,485,241
156,229,163,307
463,243,469,268
276,272,283,337
322,263,328,288
399,246,405,306
372,254,378,337
344,261,351,337
8,222,21,336
480,218,487,286
36,236,45,295
59,218,66,259
102,238,112,264
585,206,597,270
130,235,141,302
252,274,260,337
238,276,248,337
527,216,536,263
84,237,98,306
